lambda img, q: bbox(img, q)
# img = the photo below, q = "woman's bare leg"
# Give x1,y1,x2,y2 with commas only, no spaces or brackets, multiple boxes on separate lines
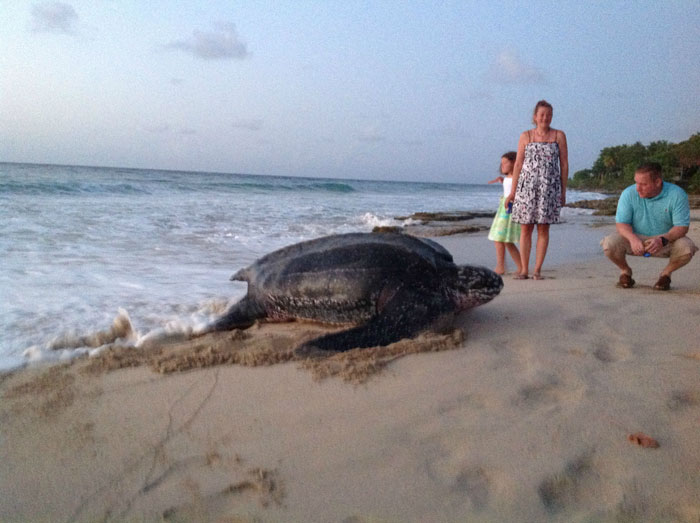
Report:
519,224,534,277
533,224,550,278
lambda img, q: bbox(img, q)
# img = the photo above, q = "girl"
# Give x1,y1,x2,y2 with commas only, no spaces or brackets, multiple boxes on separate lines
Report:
487,151,522,275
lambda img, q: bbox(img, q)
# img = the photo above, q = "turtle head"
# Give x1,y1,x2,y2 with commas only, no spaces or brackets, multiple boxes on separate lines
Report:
448,265,503,310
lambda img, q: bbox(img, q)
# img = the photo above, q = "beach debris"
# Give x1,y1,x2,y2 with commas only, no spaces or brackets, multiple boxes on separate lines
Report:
627,432,659,448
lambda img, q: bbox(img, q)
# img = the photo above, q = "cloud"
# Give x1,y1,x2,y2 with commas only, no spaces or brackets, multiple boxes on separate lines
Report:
232,119,264,131
166,23,249,60
356,125,387,144
489,49,544,84
439,121,469,138
598,89,626,99
30,2,78,34
467,89,494,101
143,123,172,134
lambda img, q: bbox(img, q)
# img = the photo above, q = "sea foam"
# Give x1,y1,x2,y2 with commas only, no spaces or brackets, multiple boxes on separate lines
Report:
0,162,605,370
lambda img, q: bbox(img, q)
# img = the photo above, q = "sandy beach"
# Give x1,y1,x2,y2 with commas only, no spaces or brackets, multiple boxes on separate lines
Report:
2,214,699,522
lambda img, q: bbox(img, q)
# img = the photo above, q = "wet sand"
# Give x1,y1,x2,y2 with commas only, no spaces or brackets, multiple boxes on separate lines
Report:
1,213,699,521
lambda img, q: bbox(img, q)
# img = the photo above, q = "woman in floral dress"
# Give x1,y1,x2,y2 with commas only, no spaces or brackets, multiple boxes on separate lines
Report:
504,100,569,280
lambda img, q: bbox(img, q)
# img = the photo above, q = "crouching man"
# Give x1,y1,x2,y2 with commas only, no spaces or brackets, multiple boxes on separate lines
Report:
601,162,697,290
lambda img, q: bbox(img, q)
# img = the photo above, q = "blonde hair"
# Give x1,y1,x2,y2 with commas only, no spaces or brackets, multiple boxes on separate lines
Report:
532,100,553,124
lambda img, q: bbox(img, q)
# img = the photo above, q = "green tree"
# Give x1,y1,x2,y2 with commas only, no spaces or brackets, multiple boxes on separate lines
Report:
673,133,700,189
570,133,700,193
568,168,594,188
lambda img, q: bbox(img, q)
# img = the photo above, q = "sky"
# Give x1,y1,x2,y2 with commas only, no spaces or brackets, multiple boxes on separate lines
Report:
1,1,699,183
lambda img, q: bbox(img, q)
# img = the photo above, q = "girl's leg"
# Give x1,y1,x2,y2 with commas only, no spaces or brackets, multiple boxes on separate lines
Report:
533,224,550,278
518,224,534,277
506,243,522,274
494,242,506,275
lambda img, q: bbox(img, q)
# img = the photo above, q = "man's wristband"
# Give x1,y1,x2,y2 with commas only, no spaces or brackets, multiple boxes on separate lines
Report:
660,236,669,247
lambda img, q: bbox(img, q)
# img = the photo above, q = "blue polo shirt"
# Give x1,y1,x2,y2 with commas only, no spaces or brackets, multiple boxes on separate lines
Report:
616,181,691,236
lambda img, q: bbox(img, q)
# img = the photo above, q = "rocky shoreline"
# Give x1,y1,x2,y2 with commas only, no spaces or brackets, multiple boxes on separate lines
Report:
566,197,618,215
373,194,700,238
568,194,700,215
374,205,611,237
373,211,493,237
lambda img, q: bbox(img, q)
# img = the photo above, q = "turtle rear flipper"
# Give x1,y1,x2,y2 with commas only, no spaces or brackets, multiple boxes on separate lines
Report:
295,289,451,353
205,295,266,333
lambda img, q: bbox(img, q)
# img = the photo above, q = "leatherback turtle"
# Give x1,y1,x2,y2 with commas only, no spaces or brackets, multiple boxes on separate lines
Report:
205,232,503,352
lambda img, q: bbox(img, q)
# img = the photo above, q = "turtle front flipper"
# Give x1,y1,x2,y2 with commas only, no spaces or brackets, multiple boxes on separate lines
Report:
296,289,451,353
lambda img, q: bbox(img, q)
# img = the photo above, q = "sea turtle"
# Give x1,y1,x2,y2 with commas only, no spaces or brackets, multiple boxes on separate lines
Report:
204,232,503,352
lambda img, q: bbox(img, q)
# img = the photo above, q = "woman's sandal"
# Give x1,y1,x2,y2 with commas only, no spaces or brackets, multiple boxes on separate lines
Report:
532,273,544,280
513,273,529,280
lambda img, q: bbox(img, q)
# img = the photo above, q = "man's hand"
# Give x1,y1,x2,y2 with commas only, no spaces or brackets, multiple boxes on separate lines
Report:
629,236,646,256
643,236,665,255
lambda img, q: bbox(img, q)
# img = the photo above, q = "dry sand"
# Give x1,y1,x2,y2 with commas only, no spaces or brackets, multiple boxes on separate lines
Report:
1,214,699,522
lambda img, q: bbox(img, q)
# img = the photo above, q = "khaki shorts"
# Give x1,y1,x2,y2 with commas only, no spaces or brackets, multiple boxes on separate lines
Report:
601,232,698,261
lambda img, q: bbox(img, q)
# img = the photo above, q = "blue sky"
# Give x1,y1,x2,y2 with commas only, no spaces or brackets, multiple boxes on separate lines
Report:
1,1,698,183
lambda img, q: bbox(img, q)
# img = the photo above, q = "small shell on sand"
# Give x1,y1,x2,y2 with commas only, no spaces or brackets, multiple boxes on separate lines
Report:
628,432,660,448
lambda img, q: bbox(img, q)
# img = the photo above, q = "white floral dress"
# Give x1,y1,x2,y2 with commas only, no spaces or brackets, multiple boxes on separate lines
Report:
511,141,562,224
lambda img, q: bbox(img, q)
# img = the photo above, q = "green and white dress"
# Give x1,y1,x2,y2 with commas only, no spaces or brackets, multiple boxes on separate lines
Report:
488,176,521,243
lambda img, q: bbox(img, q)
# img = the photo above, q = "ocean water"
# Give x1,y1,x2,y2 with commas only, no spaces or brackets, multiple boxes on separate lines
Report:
0,163,605,370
